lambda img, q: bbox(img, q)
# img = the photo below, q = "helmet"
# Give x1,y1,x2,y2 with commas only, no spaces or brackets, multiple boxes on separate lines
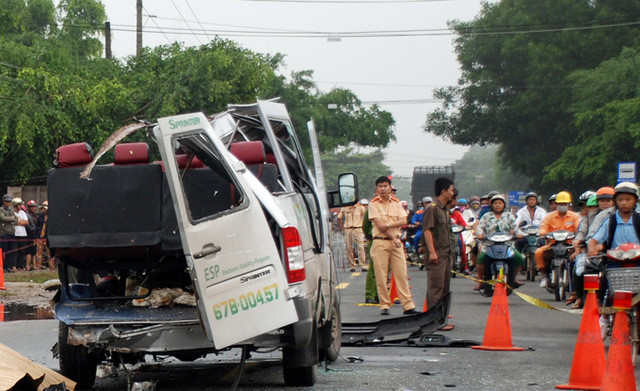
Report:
359,198,369,205
2,194,12,202
11,197,23,206
596,186,615,200
579,190,596,204
422,196,433,204
401,200,408,208
524,192,538,201
469,196,480,205
490,194,507,205
487,190,500,198
548,194,557,202
614,182,639,198
40,200,48,209
480,194,490,201
26,200,37,207
586,194,598,207
457,198,468,205
555,191,572,204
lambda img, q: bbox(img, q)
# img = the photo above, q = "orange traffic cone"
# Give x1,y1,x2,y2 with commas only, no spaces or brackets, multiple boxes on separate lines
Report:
472,277,523,351
601,290,637,391
0,303,4,322
389,272,399,305
556,274,606,390
0,249,5,290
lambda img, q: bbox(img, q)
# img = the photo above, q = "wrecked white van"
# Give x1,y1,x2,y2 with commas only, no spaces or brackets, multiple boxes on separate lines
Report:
49,100,356,388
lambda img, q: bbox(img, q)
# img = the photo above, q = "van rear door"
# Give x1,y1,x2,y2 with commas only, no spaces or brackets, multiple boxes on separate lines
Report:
154,113,298,349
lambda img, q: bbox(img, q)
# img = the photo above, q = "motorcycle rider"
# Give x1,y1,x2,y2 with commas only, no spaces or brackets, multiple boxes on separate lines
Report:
478,191,500,220
469,196,481,220
514,192,547,254
535,191,581,288
566,192,600,309
588,182,640,258
548,194,558,212
474,194,525,290
410,196,432,254
585,186,615,242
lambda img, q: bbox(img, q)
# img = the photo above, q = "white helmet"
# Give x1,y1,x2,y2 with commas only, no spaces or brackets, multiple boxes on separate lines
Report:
422,196,433,204
359,198,369,205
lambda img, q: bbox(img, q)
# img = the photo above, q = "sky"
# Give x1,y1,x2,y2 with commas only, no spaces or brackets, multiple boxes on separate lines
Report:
101,0,485,177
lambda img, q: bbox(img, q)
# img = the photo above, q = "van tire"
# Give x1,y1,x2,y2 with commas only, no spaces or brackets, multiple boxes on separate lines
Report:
282,322,318,386
283,363,317,386
320,298,341,362
58,322,98,389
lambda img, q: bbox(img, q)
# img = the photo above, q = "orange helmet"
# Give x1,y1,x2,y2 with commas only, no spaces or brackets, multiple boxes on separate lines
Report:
596,186,614,200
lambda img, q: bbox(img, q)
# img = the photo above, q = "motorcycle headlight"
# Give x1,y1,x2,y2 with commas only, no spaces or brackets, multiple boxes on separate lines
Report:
489,234,512,242
551,231,570,241
607,248,640,261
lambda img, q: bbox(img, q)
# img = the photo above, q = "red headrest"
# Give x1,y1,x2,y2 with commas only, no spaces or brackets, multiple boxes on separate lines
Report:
176,154,204,168
229,141,265,165
114,143,149,165
55,142,93,167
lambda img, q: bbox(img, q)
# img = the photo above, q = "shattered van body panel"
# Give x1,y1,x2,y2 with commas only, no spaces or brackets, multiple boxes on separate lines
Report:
50,100,353,388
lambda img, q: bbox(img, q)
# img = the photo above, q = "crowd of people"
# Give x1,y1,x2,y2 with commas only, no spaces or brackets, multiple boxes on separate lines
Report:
1,195,52,273
336,176,640,324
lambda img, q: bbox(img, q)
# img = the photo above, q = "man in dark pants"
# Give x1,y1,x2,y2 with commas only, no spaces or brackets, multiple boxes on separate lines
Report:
422,177,455,330
0,194,18,271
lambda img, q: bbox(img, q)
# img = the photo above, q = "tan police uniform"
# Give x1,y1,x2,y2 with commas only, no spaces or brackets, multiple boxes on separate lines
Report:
338,204,368,270
368,195,415,311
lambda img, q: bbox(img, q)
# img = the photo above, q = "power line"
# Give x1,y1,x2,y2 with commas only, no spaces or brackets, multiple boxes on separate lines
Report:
170,0,203,45
183,0,212,41
143,7,172,44
99,19,640,39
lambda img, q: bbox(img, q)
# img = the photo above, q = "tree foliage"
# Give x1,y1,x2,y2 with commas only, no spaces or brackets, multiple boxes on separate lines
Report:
0,0,396,186
321,149,391,200
453,145,531,199
424,0,640,193
546,47,640,187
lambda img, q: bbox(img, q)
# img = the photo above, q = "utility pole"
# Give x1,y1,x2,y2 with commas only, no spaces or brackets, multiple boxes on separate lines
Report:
105,22,112,59
136,0,142,55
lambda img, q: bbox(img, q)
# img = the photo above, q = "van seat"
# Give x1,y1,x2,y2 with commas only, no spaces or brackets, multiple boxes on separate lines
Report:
230,141,265,165
230,141,279,192
55,143,94,167
176,154,204,168
115,143,149,165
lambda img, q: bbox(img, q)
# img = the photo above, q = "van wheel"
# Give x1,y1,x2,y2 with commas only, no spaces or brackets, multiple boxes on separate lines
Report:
282,323,318,386
283,363,317,387
58,322,98,389
320,299,342,362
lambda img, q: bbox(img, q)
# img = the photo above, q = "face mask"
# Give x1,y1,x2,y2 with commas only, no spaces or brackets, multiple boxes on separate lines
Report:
557,205,568,213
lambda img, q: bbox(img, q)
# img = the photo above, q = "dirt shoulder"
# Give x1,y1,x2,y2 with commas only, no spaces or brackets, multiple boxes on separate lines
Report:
1,270,58,307
0,282,56,307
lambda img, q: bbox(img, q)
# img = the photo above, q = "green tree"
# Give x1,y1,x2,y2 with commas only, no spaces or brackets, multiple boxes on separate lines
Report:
453,145,533,199
266,69,396,154
425,0,640,193
321,149,391,200
546,47,640,188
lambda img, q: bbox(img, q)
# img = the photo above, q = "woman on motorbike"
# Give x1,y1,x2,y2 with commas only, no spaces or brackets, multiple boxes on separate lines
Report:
474,194,525,291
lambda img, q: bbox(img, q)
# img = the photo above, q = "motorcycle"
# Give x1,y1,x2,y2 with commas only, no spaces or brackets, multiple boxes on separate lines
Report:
545,230,575,302
522,225,540,282
604,242,640,365
480,231,517,297
451,225,465,277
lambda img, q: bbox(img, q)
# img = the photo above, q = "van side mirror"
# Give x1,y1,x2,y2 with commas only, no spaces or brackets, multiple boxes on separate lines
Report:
328,173,358,208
